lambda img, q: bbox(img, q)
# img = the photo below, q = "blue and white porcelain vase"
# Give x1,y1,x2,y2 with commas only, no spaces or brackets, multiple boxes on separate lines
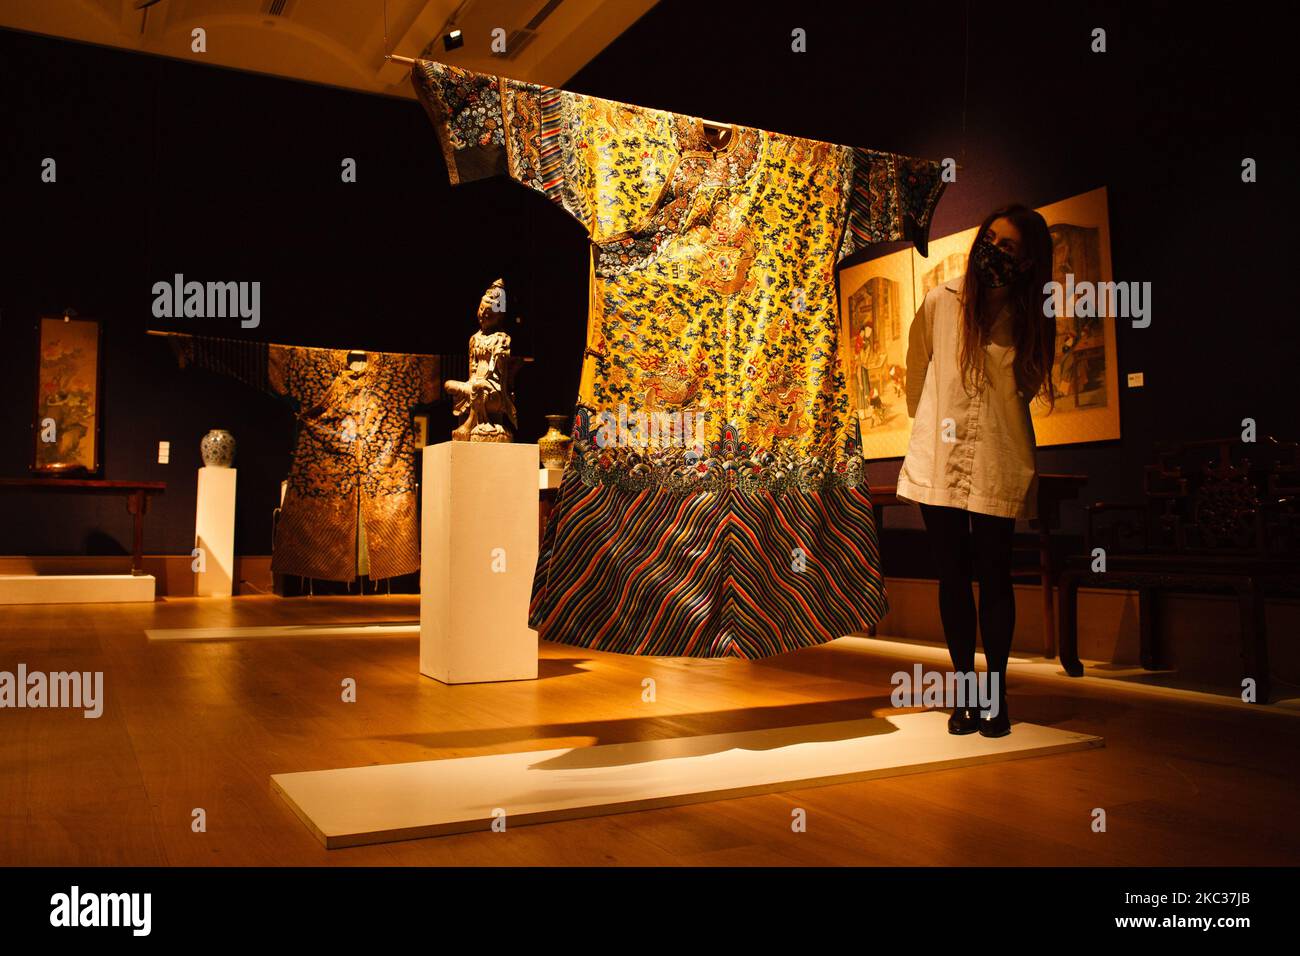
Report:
200,429,236,468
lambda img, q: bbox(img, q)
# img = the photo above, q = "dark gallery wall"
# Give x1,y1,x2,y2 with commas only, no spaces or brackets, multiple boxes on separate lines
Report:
0,1,1292,577
0,18,591,561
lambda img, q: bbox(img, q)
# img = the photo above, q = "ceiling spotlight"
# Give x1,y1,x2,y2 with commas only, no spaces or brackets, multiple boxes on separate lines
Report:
443,28,463,51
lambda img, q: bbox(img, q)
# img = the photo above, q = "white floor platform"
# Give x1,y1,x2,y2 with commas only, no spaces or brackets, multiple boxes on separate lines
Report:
145,622,418,642
0,573,155,605
271,710,1103,848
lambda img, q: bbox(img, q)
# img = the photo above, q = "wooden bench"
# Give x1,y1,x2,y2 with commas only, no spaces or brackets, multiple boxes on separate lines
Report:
1057,436,1300,702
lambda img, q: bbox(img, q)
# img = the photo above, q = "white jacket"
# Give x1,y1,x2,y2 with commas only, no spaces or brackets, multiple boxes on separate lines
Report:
895,274,1040,520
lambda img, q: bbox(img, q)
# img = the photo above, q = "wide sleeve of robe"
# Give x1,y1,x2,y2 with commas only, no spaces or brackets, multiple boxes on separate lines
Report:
839,148,949,260
411,58,680,242
169,333,270,392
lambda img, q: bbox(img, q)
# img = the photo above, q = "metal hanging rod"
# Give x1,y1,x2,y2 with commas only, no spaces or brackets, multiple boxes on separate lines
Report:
145,329,446,360
386,53,733,132
387,54,957,167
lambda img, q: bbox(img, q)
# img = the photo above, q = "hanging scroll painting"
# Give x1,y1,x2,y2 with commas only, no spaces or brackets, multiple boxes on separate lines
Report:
33,314,102,475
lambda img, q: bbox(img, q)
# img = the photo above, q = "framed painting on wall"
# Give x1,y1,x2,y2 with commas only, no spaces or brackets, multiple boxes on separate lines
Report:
837,247,916,460
1028,187,1120,446
906,186,1120,449
32,314,103,475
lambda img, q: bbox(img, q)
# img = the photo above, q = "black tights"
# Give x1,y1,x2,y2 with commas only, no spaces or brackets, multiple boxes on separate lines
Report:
919,504,1015,707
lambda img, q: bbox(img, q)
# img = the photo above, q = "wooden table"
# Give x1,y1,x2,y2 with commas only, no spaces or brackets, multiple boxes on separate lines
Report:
868,474,1088,657
0,479,167,574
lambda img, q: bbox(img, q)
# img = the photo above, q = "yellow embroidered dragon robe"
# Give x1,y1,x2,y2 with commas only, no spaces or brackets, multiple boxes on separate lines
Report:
413,59,947,657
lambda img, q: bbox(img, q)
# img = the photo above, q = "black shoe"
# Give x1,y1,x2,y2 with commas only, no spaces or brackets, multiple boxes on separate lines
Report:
947,706,979,735
978,701,1011,737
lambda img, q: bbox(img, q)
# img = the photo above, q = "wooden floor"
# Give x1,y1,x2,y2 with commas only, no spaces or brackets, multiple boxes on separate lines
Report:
2,594,1297,866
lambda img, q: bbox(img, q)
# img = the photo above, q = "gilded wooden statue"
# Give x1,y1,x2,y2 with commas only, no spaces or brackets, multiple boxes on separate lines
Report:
444,278,519,442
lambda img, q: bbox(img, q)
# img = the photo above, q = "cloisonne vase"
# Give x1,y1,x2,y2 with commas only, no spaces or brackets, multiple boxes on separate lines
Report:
538,415,573,469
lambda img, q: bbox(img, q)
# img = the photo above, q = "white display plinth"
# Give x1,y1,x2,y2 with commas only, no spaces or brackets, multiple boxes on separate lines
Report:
0,574,155,605
420,441,539,684
271,712,1104,848
539,467,564,490
194,466,237,597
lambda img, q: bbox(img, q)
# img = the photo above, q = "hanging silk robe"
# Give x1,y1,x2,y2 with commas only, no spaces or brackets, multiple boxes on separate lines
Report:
412,58,947,658
172,335,439,582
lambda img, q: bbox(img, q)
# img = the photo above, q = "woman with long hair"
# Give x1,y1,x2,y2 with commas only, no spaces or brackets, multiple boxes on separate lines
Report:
896,204,1056,737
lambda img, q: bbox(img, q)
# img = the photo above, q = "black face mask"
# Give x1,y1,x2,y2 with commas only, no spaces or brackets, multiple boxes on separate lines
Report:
970,235,1026,289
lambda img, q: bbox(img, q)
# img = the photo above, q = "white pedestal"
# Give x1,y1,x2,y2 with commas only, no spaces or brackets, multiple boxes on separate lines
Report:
420,442,539,684
539,467,564,490
194,467,237,597
0,574,155,605
270,712,1104,848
